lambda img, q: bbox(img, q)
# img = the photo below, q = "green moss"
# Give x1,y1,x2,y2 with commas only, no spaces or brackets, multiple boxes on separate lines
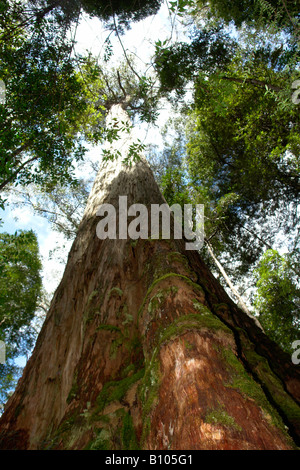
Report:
97,324,122,333
140,356,160,414
108,287,123,300
46,409,83,449
140,416,151,447
66,371,79,404
85,428,111,450
88,290,98,302
139,352,161,446
95,369,145,414
122,363,136,378
193,299,211,314
138,272,205,322
126,333,143,353
83,290,103,325
167,251,187,263
147,290,166,315
85,406,140,451
205,406,242,432
110,335,124,359
130,239,138,248
184,339,195,351
147,286,178,315
167,251,195,277
122,412,139,450
122,311,134,326
159,312,231,343
221,347,288,434
241,342,300,432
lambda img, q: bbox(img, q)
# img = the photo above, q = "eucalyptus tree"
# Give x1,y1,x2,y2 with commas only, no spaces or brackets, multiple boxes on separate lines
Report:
0,0,299,451
0,104,299,450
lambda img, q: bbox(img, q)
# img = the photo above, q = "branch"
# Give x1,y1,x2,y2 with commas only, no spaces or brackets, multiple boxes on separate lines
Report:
111,11,141,82
242,225,273,250
280,0,300,38
204,239,263,331
220,76,282,92
0,0,62,42
0,155,39,191
117,70,127,98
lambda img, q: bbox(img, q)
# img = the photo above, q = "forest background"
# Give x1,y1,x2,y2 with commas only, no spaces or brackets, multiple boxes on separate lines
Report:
0,0,299,411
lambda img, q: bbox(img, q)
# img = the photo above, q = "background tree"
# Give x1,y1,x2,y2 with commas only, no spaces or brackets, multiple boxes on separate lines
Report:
0,229,42,409
253,249,300,354
0,22,106,202
192,0,299,32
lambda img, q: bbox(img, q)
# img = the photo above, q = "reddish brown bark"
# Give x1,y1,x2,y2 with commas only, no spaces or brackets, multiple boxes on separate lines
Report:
0,106,299,450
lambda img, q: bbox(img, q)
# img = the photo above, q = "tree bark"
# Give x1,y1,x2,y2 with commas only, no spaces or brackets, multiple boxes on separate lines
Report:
0,105,299,450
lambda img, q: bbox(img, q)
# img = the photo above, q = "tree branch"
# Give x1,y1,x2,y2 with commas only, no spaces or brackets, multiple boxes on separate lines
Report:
0,155,39,191
221,76,282,92
111,10,141,82
117,70,127,98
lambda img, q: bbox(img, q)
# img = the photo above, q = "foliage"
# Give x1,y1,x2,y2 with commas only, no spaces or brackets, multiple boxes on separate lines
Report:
154,26,236,97
0,4,107,204
253,249,300,353
189,76,298,200
98,59,161,123
0,229,42,407
2,0,162,36
81,0,162,29
5,176,92,240
193,0,299,32
185,41,299,266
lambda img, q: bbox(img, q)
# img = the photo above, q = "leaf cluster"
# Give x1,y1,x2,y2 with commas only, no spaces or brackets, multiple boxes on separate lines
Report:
154,26,236,97
0,8,107,201
253,249,300,353
81,0,162,29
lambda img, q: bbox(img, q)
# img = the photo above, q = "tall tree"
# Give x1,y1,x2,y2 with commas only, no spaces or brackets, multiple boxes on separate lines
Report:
0,105,299,450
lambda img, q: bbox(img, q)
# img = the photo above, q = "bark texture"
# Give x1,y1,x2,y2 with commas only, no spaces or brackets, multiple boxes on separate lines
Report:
0,106,299,450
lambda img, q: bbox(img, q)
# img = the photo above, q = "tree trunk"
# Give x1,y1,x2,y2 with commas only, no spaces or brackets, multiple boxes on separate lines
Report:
0,105,299,450
205,239,263,329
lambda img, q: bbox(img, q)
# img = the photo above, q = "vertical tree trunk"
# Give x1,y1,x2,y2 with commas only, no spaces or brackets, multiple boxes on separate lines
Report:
0,105,299,450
